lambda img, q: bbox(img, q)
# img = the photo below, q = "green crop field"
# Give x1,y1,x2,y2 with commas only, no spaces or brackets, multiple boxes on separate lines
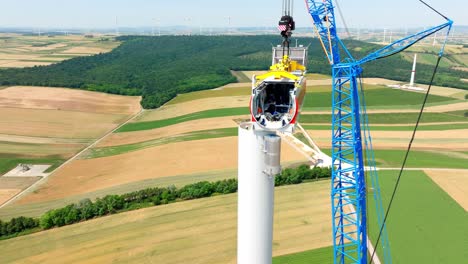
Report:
367,170,468,264
86,127,237,159
301,112,468,124
303,123,468,131
117,109,467,134
319,148,468,169
167,86,251,105
372,149,468,169
303,88,456,109
402,52,455,68
118,107,248,132
273,246,333,264
272,170,467,264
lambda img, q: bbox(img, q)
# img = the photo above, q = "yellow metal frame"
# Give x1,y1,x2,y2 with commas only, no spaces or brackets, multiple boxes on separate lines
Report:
255,55,306,85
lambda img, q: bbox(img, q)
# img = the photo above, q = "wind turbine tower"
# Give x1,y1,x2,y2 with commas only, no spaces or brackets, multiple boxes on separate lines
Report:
410,54,418,87
115,16,120,36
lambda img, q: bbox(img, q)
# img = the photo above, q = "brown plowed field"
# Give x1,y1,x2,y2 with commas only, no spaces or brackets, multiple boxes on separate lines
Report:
17,137,306,204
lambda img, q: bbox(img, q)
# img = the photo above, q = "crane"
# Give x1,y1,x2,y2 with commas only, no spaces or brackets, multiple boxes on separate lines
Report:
304,0,453,263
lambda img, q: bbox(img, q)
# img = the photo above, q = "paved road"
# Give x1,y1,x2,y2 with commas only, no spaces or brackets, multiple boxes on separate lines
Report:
0,108,145,209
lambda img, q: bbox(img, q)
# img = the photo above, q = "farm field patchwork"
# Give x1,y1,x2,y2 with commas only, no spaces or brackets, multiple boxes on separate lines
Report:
319,148,468,169
118,107,248,132
424,169,468,210
1,170,465,264
367,170,468,264
302,122,468,131
272,246,333,264
302,87,457,110
0,181,332,264
0,34,119,68
12,137,306,205
274,170,468,264
0,86,141,206
0,169,238,220
301,112,468,124
86,127,238,159
166,83,250,105
98,116,240,147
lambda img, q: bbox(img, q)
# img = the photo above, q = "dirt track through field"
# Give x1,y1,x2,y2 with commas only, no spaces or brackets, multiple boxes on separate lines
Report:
17,137,306,204
424,169,468,211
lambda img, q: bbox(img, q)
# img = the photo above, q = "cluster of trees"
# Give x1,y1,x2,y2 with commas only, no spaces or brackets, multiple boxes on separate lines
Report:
0,165,331,239
39,178,238,230
0,36,464,109
275,165,331,186
0,217,39,238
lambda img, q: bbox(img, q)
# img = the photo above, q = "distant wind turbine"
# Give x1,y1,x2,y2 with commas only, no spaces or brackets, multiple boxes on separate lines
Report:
115,16,120,36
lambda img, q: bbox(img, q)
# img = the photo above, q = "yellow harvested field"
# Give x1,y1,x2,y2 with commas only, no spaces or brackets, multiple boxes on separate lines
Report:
0,189,21,205
362,78,400,85
0,181,332,264
0,177,41,189
421,85,468,100
0,86,141,139
17,137,306,204
0,34,120,68
425,101,468,112
99,116,240,147
0,61,52,68
25,43,67,51
0,107,127,138
0,142,82,157
137,95,249,122
0,134,88,145
306,129,468,150
0,54,40,60
307,129,468,140
61,46,109,54
0,86,141,115
424,169,468,211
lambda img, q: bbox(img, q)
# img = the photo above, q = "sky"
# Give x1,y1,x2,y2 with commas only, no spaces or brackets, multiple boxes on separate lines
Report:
0,0,466,29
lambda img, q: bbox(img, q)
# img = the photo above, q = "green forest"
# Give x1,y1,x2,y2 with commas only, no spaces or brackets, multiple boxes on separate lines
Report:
0,35,466,109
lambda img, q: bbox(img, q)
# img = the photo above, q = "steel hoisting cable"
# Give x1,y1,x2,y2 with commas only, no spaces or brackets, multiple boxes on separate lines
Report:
419,0,449,20
368,55,444,264
335,0,351,39
369,1,450,262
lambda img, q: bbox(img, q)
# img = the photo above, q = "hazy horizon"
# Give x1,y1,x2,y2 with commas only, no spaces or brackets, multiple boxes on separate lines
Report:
0,0,466,30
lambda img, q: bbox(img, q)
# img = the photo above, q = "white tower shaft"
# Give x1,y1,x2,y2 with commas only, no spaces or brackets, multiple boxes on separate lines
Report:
237,122,281,264
410,54,417,87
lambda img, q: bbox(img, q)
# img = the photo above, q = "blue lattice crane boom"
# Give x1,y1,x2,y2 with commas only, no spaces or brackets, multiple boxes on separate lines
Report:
304,1,453,264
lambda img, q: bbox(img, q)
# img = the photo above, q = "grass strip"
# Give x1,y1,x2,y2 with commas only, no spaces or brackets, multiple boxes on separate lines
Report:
117,107,248,132
86,127,238,159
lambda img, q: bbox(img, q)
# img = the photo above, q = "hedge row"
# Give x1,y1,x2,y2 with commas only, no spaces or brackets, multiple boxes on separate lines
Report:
0,165,331,240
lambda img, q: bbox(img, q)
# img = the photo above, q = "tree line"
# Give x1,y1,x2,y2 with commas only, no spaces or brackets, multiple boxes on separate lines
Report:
0,36,465,109
0,165,331,240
